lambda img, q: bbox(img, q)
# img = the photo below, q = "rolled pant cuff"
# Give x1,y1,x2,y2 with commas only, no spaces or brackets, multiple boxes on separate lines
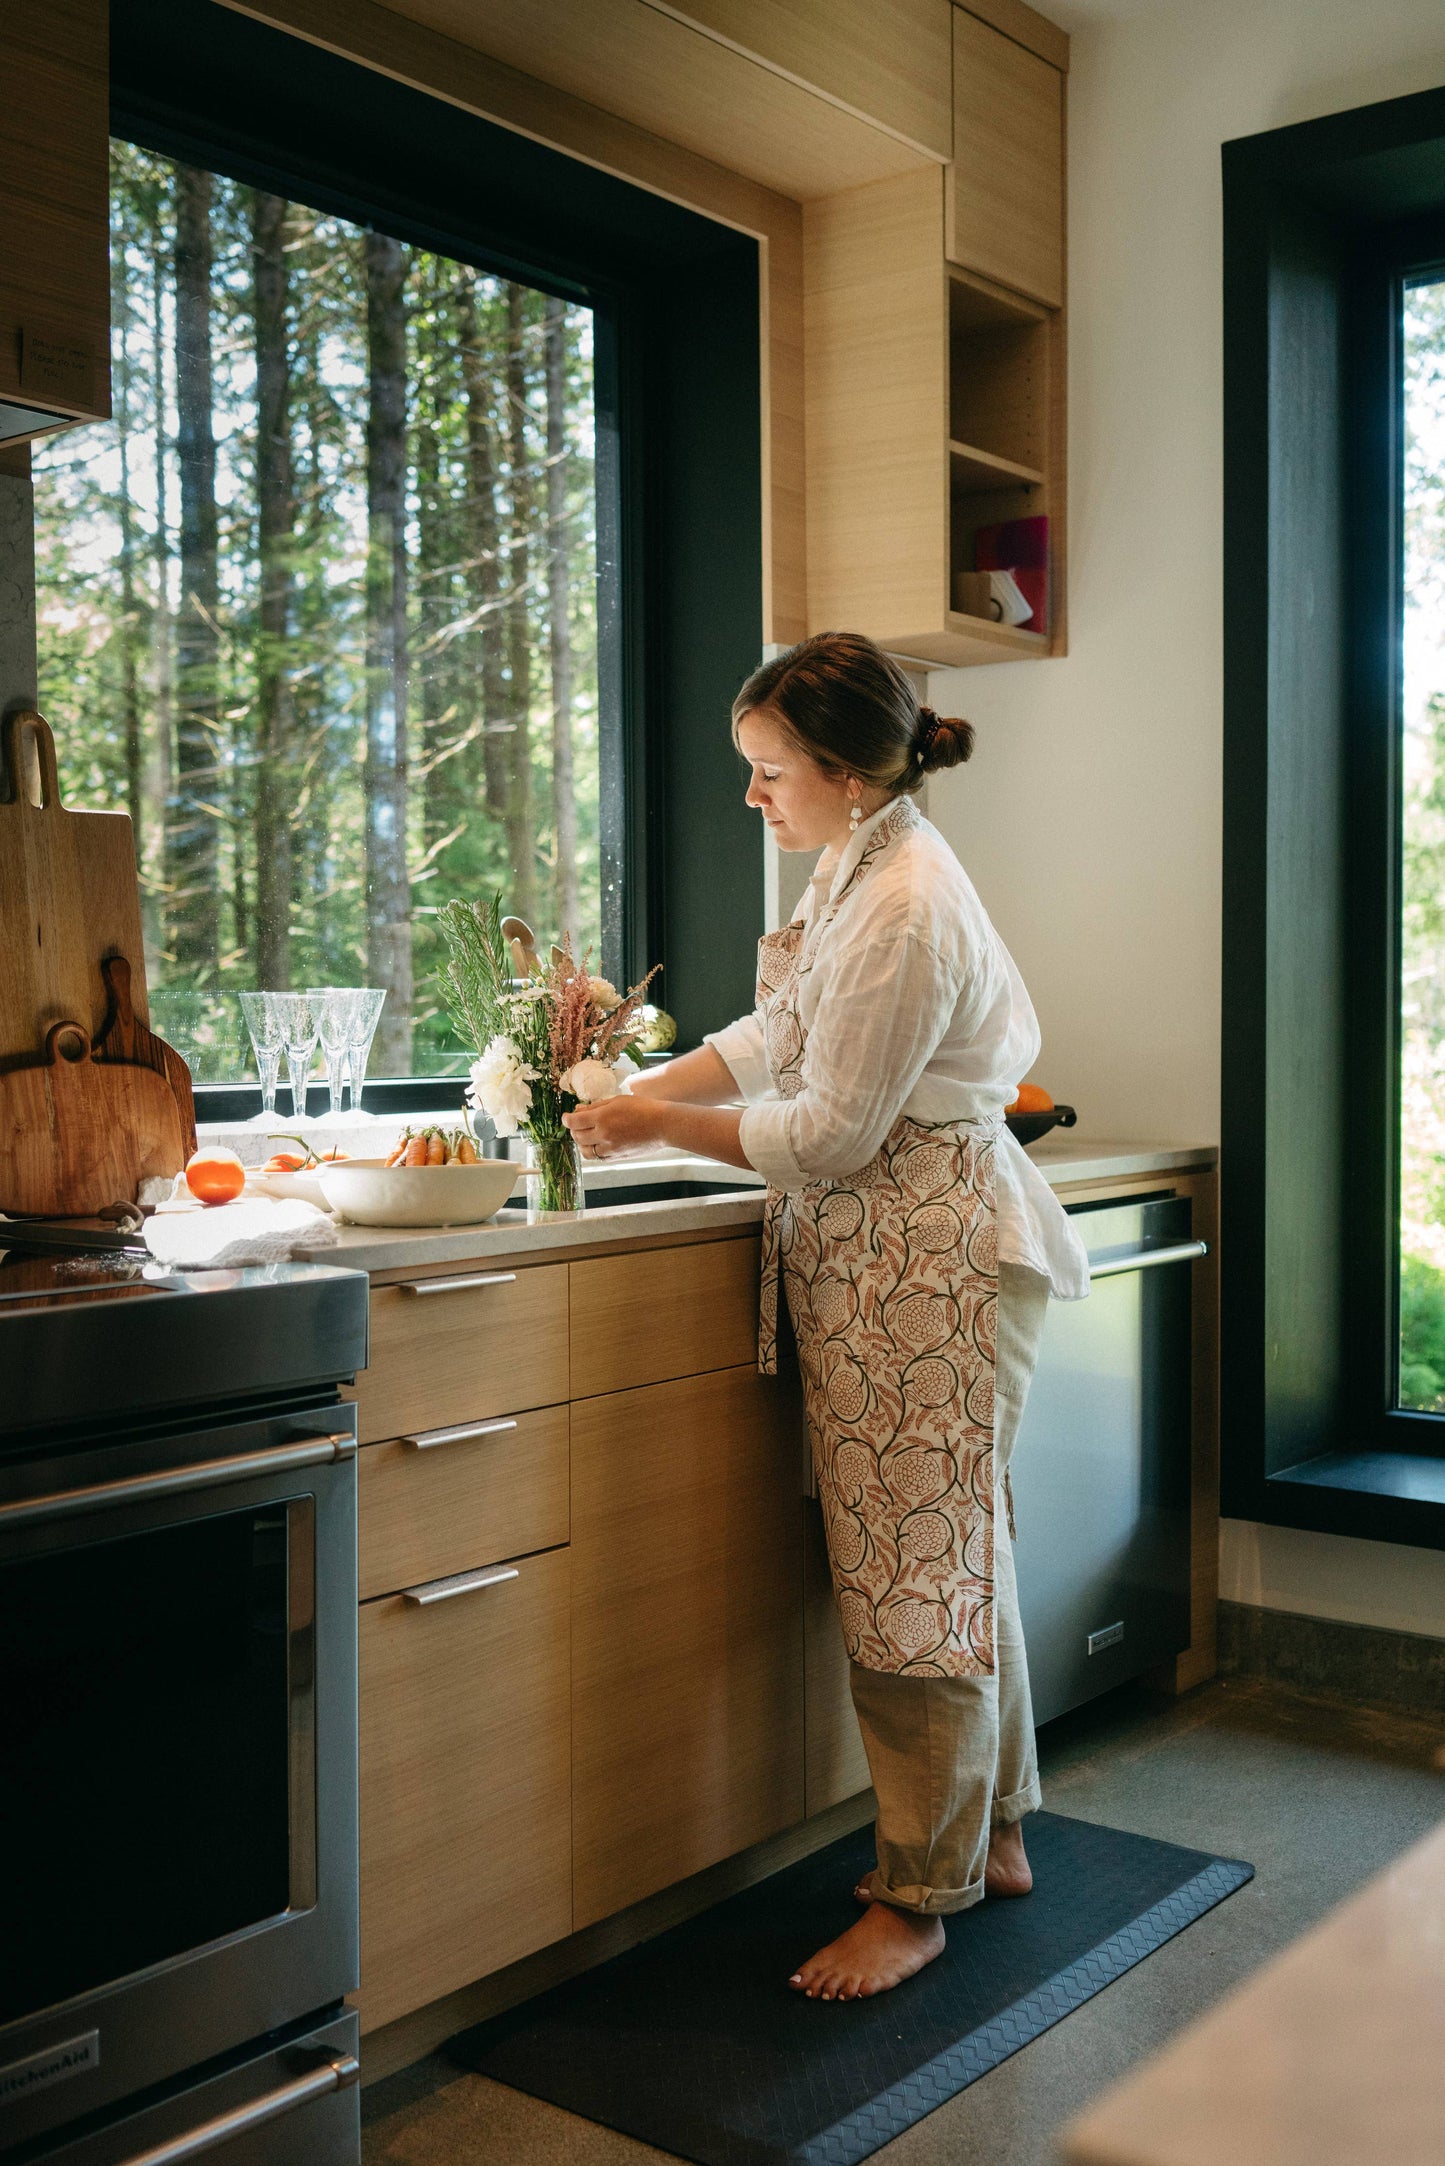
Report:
990,1776,1042,1828
869,1872,985,1918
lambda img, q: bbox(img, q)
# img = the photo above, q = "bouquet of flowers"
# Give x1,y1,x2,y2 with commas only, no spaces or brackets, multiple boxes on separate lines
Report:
436,894,659,1211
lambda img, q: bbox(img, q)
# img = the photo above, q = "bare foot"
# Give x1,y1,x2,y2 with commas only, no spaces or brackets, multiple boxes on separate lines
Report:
854,1822,1032,1906
790,1900,944,2000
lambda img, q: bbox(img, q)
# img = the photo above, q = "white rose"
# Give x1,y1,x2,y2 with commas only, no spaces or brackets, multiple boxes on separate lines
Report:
562,1057,620,1104
466,1035,539,1138
587,976,621,1011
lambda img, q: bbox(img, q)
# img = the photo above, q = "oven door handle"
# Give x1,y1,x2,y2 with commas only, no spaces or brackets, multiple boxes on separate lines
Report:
112,2052,361,2166
0,1432,357,1530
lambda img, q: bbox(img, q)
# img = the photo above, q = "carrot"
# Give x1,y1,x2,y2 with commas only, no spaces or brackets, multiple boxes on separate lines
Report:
426,1128,446,1165
404,1130,429,1167
385,1130,411,1168
454,1132,478,1164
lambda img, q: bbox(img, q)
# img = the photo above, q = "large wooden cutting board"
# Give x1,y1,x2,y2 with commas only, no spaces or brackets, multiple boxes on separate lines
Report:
0,1022,183,1215
0,709,149,1060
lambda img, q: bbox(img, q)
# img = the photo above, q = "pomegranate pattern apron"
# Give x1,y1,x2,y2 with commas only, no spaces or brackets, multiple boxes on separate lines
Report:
756,798,1002,1678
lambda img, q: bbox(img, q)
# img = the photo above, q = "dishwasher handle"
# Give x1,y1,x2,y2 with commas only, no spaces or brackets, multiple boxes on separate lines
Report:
0,1432,357,1530
1088,1239,1208,1281
112,2052,360,2165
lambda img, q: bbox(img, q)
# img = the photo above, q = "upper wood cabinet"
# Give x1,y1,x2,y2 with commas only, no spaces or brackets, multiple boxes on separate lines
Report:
949,6,1065,309
0,0,111,441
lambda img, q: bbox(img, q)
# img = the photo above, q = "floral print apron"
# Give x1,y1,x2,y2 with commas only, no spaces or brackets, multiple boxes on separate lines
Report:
757,798,1002,1678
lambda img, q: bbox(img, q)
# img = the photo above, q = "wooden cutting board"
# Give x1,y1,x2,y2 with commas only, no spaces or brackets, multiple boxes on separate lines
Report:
0,1021,184,1216
94,954,198,1160
0,709,149,1059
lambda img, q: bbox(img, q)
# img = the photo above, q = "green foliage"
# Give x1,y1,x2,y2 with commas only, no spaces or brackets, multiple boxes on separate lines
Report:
31,139,602,1083
435,894,511,1054
1400,1253,1445,1412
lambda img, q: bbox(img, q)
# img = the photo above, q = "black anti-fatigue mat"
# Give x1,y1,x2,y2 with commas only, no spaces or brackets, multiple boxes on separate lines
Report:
450,1812,1253,2166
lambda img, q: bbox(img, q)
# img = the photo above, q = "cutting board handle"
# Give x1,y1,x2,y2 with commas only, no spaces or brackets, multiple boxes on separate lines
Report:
43,1020,95,1067
0,709,61,811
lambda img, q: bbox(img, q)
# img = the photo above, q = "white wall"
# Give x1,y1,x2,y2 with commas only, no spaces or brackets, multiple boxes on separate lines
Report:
924,0,1445,1633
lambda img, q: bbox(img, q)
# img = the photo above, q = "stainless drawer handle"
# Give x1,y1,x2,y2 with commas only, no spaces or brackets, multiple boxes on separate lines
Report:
113,2051,360,2164
0,1432,357,1530
1088,1239,1208,1281
404,1418,519,1450
396,1272,518,1296
404,1564,521,1606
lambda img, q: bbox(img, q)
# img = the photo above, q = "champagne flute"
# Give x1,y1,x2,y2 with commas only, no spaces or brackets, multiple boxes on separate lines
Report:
271,991,322,1121
239,991,285,1123
309,988,363,1120
344,989,386,1113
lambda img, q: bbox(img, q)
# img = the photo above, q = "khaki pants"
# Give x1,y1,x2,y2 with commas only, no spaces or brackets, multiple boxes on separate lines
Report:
848,1262,1052,1916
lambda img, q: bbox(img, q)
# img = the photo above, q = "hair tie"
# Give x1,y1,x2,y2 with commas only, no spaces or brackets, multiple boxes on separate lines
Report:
916,706,941,757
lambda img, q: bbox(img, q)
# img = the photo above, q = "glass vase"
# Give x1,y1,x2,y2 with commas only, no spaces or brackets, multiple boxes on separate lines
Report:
531,1127,585,1214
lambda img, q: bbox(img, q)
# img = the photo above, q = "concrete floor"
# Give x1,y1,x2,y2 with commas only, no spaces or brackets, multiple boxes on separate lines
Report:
360,1677,1445,2166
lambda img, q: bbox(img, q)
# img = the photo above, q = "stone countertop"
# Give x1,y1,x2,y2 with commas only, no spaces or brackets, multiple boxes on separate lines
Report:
327,1138,1216,1276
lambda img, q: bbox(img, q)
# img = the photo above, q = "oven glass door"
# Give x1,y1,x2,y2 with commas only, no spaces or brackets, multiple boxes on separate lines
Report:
0,1492,317,2027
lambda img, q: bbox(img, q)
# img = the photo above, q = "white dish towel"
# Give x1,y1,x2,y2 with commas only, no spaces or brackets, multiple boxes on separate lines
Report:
143,1197,341,1271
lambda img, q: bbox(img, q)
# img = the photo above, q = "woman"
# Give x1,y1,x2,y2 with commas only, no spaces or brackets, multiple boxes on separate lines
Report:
564,632,1089,2002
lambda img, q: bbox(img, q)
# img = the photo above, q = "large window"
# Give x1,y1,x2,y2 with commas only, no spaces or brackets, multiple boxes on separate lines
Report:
33,142,600,1084
1400,274,1445,1409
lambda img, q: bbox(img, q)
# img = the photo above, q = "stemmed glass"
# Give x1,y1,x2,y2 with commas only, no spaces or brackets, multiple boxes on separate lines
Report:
345,989,386,1113
309,988,363,1120
238,991,285,1123
270,991,322,1121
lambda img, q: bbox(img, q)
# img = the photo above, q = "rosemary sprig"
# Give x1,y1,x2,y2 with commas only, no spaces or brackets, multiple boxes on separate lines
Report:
436,894,511,1053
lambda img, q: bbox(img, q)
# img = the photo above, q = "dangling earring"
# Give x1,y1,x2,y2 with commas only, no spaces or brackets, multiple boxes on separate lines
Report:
848,791,863,831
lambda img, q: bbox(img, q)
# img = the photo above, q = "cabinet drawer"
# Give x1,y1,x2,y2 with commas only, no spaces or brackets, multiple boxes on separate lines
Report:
358,1403,569,1600
349,1261,568,1444
569,1239,759,1396
358,1544,571,2032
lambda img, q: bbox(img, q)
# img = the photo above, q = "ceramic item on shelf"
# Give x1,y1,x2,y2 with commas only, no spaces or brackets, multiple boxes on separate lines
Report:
317,1155,519,1228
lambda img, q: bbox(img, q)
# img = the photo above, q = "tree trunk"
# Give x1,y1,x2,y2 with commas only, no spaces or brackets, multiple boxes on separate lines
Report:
112,224,143,852
145,199,172,980
504,283,538,933
364,229,412,1073
171,162,221,975
544,298,580,947
252,189,295,988
458,281,510,826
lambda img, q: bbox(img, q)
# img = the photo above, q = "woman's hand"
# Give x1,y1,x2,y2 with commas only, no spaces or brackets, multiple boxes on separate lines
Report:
563,1092,667,1160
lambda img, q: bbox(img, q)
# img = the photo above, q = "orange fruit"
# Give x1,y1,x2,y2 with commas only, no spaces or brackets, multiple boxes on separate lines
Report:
1008,1082,1054,1115
185,1146,246,1206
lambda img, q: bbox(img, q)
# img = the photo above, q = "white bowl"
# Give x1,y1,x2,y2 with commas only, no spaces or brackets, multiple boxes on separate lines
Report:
317,1156,519,1228
247,1167,332,1208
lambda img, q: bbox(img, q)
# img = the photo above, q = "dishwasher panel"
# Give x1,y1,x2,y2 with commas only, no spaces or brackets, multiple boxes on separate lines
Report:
1010,1194,1195,1725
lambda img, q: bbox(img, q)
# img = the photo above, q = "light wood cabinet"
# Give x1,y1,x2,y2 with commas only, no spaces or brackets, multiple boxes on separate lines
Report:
358,1543,572,2032
950,6,1064,309
350,1261,569,1444
570,1362,806,1929
805,166,1066,665
0,0,111,440
357,1403,569,1601
569,1235,759,1396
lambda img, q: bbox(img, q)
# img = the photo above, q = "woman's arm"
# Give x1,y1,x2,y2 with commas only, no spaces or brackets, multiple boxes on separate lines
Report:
562,1041,752,1167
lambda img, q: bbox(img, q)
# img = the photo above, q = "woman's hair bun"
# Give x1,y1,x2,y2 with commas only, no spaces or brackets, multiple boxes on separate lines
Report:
914,704,974,773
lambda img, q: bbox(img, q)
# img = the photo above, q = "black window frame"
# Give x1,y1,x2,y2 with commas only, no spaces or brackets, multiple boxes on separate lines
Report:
1222,83,1445,1551
107,0,765,1123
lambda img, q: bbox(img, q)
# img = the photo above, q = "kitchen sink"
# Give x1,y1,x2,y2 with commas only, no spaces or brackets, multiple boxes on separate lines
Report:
496,1172,762,1215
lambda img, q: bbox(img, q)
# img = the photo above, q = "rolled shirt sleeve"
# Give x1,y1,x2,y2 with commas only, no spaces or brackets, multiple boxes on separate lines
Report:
738,928,964,1191
703,1009,772,1102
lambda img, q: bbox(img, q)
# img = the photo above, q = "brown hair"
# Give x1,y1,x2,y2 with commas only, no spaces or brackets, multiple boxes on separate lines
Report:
730,631,974,795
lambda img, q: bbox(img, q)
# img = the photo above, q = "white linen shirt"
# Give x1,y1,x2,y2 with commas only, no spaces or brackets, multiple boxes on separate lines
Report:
704,798,1090,1301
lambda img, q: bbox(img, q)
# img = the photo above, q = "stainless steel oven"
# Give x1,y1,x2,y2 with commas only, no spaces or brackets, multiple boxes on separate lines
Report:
0,1256,367,2164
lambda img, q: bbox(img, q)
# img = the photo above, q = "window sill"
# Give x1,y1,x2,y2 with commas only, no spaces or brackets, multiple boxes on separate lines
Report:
1266,1451,1445,1552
